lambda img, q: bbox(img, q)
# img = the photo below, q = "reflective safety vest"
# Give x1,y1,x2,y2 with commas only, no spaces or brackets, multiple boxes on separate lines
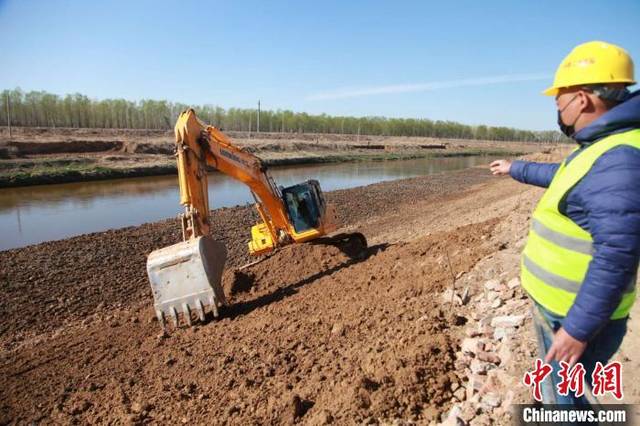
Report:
521,129,640,319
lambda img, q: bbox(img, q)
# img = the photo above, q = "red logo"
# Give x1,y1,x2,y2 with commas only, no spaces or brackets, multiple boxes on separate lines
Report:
523,360,623,401
591,361,623,400
523,359,553,402
556,361,586,397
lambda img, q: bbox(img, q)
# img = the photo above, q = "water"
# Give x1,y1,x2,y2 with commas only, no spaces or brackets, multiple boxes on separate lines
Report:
0,155,495,250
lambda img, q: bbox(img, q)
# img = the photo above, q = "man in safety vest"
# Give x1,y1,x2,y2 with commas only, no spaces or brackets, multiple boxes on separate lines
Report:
490,41,639,405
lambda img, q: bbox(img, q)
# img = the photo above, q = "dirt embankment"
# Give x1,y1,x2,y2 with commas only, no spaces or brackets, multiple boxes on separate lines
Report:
1,221,498,425
7,150,638,425
0,161,507,424
0,167,496,346
0,127,552,188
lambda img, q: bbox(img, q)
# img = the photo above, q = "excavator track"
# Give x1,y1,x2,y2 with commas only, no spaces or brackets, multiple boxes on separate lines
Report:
311,232,368,259
237,232,367,271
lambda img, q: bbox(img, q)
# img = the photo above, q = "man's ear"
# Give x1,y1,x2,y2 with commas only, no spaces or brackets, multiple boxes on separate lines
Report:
579,90,596,113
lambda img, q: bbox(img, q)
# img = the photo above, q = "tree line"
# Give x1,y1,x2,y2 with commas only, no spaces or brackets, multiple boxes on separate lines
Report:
1,88,564,142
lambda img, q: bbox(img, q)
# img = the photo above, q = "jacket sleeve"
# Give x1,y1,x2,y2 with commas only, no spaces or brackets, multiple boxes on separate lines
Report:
562,146,640,342
509,160,560,188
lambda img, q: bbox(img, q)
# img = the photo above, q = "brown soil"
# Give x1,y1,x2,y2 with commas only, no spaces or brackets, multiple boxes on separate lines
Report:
0,126,552,158
9,149,639,425
0,220,498,425
0,161,505,424
0,167,495,349
0,126,554,188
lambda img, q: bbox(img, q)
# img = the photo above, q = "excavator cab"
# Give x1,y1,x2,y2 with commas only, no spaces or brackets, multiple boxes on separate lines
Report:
248,179,336,256
248,179,330,256
282,180,325,233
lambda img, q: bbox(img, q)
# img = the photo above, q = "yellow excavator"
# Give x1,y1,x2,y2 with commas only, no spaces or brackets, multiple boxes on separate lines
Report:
147,109,366,328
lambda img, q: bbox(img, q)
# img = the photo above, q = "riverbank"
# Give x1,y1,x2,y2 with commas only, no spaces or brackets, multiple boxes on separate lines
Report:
0,126,555,188
0,149,527,188
1,161,511,425
7,147,637,425
0,153,506,423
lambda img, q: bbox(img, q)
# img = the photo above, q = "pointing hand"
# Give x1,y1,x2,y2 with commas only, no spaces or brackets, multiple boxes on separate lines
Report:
490,159,512,176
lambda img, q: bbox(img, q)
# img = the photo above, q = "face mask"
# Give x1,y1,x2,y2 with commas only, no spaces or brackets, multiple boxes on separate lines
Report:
557,110,576,138
557,94,581,138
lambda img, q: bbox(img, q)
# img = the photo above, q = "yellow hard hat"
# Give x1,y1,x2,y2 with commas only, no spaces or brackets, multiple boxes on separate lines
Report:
543,41,635,96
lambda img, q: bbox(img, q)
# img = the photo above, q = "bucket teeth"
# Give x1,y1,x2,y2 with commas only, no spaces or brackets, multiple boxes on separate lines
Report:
196,299,206,322
170,306,179,328
156,310,167,330
154,294,226,329
182,303,192,326
209,295,220,318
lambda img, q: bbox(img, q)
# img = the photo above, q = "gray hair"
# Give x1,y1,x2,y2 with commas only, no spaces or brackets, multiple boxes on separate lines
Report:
583,84,631,103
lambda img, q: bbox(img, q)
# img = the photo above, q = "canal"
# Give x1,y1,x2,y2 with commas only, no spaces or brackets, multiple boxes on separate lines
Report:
0,155,497,250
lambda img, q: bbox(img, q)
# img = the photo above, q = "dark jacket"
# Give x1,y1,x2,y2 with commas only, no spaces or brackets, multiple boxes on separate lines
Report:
510,90,640,342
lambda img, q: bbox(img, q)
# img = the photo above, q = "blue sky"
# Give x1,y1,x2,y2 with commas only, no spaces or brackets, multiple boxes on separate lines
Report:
0,0,638,131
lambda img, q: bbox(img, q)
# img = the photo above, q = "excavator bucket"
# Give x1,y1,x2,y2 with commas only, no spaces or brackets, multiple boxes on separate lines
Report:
146,236,228,329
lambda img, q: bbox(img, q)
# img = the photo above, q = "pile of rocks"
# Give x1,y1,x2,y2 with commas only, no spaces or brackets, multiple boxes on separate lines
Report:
439,276,534,426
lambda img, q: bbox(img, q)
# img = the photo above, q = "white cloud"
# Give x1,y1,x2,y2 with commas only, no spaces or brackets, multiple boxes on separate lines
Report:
306,73,550,101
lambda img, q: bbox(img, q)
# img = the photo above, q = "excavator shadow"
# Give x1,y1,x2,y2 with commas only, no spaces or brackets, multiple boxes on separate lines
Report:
223,242,390,319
